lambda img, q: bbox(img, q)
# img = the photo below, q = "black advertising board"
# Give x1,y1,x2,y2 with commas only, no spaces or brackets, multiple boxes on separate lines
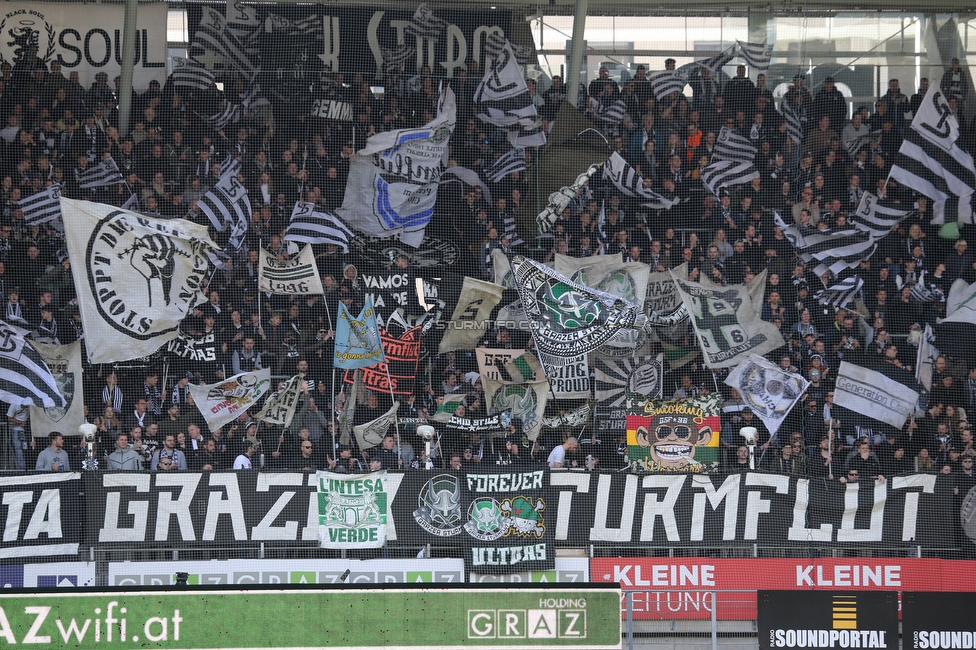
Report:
903,592,976,650
758,591,898,650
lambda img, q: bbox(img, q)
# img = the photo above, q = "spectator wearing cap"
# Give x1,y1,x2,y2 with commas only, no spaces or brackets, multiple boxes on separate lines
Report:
233,436,261,470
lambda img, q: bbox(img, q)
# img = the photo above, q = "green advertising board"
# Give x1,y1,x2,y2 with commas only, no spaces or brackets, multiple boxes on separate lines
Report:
0,586,620,649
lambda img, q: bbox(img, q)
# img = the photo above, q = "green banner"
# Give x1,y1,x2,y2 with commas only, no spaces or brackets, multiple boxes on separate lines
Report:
0,587,620,648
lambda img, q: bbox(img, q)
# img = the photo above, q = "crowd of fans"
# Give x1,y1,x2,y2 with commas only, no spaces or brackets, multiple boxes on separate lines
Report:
0,47,975,525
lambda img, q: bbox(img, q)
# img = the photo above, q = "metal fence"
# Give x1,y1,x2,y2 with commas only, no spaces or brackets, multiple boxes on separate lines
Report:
623,590,759,650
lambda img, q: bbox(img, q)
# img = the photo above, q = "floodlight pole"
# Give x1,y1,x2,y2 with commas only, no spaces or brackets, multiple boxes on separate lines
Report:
564,0,589,108
119,0,139,136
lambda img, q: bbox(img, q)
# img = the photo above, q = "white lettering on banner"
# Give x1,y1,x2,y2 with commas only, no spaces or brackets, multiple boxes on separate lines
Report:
471,544,548,567
612,564,716,587
771,629,887,648
627,591,715,615
915,631,976,648
466,471,544,493
794,564,901,587
0,4,167,91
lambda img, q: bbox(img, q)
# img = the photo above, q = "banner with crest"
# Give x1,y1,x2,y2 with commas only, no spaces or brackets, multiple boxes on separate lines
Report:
28,340,84,438
188,369,273,431
482,377,549,441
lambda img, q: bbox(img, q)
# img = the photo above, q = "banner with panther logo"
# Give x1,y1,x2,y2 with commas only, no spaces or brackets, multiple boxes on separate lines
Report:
28,340,84,438
316,471,389,549
511,255,650,360
725,354,809,435
187,369,272,431
61,198,217,364
482,377,549,442
397,469,554,573
625,393,722,473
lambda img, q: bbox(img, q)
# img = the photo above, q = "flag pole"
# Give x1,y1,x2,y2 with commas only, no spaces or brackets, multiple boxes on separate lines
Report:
379,361,402,466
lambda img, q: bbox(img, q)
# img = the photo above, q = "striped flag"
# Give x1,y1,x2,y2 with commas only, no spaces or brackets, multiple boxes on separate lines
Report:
265,13,324,38
21,184,62,227
603,151,677,210
815,276,863,309
781,97,803,144
910,270,946,303
844,132,878,159
701,159,759,195
696,45,736,74
199,172,250,250
121,191,139,213
219,154,242,179
172,59,214,92
736,41,772,71
405,3,448,42
207,102,243,131
77,158,123,188
850,192,912,238
649,70,687,100
488,148,526,183
191,6,257,75
474,40,546,148
589,97,629,125
484,32,533,65
775,212,877,277
381,44,415,72
887,78,975,225
283,202,352,252
713,127,757,163
0,320,64,408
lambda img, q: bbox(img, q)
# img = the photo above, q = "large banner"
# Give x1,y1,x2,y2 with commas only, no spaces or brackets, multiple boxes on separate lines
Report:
107,558,465,586
438,277,504,353
902,592,976,650
27,340,85,438
316,471,389,548
593,558,976,621
343,325,422,395
758,591,898,650
0,3,167,91
395,469,555,574
0,473,82,560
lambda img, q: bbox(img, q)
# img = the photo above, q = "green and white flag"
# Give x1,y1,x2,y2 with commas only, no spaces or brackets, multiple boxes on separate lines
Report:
316,471,389,549
431,393,465,422
482,377,549,441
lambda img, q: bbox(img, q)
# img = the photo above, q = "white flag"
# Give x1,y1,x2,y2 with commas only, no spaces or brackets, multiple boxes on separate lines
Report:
61,197,217,364
255,374,305,428
259,246,324,295
28,341,85,438
725,354,809,435
188,369,273,432
353,402,399,450
834,360,921,429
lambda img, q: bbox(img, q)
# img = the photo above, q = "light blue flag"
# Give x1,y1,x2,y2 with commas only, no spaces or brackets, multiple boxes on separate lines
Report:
334,297,386,369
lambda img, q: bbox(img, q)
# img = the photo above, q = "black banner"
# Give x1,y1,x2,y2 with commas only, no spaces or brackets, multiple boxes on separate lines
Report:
165,330,217,363
903,593,976,650
42,471,961,562
759,591,898,650
393,469,555,574
0,473,82,560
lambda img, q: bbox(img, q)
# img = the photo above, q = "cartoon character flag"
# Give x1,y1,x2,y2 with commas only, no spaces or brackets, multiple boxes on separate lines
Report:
333,297,385,370
626,393,722,473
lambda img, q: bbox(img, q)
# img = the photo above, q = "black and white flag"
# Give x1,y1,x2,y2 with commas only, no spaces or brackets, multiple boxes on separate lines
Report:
0,320,64,409
172,58,214,92
782,97,803,144
265,14,324,38
850,192,912,238
484,32,533,65
887,77,976,225
603,151,677,210
589,97,629,125
404,3,448,43
649,71,687,100
776,212,877,277
713,127,757,163
696,45,736,74
191,6,257,75
736,41,772,71
21,185,62,227
701,160,759,195
255,373,306,428
488,148,526,183
77,158,123,189
845,132,878,159
353,403,399,450
283,202,352,252
725,354,808,434
909,271,945,303
60,198,217,364
815,276,863,309
27,340,85,437
199,172,250,251
834,358,922,429
381,44,415,72
474,41,546,148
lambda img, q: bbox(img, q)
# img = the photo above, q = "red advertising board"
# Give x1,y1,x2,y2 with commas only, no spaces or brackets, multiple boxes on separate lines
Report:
590,558,976,620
